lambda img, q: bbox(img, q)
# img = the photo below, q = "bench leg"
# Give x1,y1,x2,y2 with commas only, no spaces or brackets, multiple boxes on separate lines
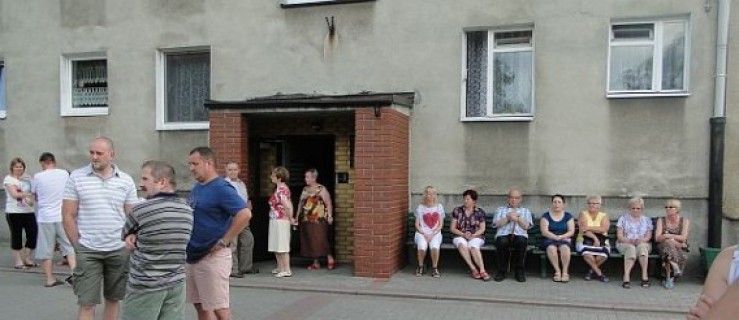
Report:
540,255,547,278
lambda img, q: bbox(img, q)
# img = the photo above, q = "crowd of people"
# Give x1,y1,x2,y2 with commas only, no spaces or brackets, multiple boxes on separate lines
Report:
411,187,692,290
2,137,733,319
2,137,337,320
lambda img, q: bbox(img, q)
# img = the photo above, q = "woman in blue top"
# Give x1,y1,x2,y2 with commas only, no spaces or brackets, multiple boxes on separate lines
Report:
540,194,575,283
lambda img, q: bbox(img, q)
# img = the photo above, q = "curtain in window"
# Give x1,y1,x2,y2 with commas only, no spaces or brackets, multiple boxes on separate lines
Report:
166,52,210,123
609,45,653,91
72,60,108,108
661,22,685,90
466,31,487,117
493,51,532,114
0,64,6,118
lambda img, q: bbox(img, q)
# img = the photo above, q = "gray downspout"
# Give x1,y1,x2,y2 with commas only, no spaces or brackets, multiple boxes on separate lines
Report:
708,0,730,248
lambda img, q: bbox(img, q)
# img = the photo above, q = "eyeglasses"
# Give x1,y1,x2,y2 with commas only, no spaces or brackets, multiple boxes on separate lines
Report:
665,206,677,209
630,207,643,210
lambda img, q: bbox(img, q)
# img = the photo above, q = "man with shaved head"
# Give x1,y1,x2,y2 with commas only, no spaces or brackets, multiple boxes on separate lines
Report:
62,137,139,320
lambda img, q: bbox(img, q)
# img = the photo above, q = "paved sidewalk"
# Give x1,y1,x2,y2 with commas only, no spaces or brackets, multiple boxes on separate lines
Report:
0,246,701,317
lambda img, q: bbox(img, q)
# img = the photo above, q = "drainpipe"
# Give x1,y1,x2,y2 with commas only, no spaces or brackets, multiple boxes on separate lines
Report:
708,0,730,248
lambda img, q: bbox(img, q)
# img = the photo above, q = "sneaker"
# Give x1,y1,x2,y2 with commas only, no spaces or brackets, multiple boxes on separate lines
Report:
584,269,593,281
598,274,610,283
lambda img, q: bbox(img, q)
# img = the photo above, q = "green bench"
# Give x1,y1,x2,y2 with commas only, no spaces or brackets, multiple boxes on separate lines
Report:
406,213,536,271
406,213,662,278
528,217,662,278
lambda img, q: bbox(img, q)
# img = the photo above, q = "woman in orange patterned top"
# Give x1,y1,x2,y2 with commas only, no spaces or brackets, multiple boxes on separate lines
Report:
268,166,294,278
296,168,336,270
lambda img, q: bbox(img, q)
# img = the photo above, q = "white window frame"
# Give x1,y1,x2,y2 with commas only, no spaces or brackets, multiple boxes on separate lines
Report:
155,46,211,131
60,52,108,117
0,61,6,119
606,17,691,98
280,0,375,7
460,27,535,122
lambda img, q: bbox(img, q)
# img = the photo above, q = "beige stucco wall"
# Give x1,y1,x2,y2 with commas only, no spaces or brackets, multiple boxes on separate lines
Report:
0,1,738,254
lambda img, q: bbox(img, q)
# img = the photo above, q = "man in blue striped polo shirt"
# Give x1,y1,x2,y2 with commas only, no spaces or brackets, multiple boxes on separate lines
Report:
62,137,138,320
121,160,193,320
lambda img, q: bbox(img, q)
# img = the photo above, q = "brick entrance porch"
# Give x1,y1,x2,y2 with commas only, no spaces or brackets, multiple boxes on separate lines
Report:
206,92,413,278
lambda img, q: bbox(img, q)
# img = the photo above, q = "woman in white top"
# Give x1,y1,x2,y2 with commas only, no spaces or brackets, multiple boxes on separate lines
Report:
3,157,37,269
414,186,444,278
688,245,739,319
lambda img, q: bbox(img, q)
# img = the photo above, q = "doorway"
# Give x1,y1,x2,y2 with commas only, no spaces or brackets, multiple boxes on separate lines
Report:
250,135,336,262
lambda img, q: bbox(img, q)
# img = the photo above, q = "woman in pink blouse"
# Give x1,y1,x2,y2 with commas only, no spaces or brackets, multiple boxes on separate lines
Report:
268,167,295,278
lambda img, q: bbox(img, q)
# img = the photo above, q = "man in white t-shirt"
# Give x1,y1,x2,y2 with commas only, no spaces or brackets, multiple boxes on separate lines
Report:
33,152,76,287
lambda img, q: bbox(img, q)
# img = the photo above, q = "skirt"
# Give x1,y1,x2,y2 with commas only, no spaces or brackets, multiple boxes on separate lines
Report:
300,220,330,258
268,219,291,253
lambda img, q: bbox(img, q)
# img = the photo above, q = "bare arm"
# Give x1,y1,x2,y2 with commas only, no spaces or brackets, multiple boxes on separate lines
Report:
320,186,333,223
540,218,557,240
655,218,666,242
450,218,461,236
221,208,253,244
688,246,734,319
62,199,80,245
562,219,576,239
4,183,23,198
473,221,486,238
675,219,690,244
617,228,627,243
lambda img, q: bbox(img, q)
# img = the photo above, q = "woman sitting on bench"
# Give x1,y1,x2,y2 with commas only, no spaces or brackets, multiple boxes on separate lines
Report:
616,196,654,289
450,189,491,281
413,186,444,278
540,194,575,283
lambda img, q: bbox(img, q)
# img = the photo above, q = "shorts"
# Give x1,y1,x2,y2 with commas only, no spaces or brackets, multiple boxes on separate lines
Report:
616,242,651,260
72,244,129,307
268,219,291,253
452,237,484,249
122,283,185,320
186,247,231,311
35,222,74,260
414,232,443,251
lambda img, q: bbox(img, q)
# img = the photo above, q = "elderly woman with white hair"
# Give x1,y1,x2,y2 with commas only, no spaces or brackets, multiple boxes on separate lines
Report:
655,198,690,289
616,197,654,289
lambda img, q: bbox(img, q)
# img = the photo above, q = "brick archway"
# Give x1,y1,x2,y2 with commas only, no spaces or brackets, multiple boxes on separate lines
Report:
207,93,413,278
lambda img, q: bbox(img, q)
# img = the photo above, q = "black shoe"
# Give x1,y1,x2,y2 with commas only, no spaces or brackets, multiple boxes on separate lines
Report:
230,272,244,278
243,268,260,274
515,272,526,283
493,272,506,282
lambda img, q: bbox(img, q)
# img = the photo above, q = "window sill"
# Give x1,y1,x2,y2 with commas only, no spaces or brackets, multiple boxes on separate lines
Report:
461,116,533,122
156,121,210,131
280,0,376,8
61,107,109,117
606,92,690,99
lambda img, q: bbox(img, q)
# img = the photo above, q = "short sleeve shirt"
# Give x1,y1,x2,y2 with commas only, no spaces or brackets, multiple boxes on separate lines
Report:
63,164,138,251
269,185,291,220
617,215,654,239
452,206,486,238
3,175,34,213
415,204,444,235
542,211,574,236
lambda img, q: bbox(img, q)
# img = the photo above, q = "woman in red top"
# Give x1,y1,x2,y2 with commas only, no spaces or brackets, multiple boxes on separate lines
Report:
268,166,295,278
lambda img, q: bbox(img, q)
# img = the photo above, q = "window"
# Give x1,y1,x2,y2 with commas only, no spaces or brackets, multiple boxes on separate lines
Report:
0,61,6,119
156,48,210,130
60,52,108,116
462,28,534,121
280,0,375,7
607,18,689,97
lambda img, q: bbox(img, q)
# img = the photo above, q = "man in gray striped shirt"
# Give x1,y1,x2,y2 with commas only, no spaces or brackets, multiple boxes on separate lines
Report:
121,160,193,320
62,137,139,320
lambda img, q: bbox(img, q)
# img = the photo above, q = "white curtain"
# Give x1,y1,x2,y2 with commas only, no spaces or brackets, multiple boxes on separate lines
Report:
166,52,210,123
494,51,532,114
609,45,653,91
661,22,685,90
0,64,6,117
